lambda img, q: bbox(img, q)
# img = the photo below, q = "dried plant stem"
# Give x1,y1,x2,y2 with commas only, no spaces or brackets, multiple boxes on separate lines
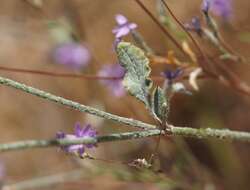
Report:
0,126,250,153
160,0,250,96
160,0,207,62
168,125,250,142
0,65,210,83
0,66,122,80
134,0,187,57
0,76,154,130
0,130,162,152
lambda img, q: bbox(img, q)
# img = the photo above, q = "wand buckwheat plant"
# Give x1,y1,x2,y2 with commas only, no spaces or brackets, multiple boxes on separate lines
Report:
0,41,250,152
1,0,250,189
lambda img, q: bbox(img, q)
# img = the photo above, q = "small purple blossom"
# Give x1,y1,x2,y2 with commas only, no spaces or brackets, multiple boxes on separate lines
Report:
112,14,137,39
202,0,232,20
185,17,203,36
162,69,183,85
0,161,5,187
202,0,211,14
98,64,126,97
56,123,97,154
53,42,91,69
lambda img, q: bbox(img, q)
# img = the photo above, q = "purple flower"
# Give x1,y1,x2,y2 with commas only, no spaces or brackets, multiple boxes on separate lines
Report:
98,64,126,97
56,123,97,154
112,14,137,39
202,0,211,13
53,42,91,69
162,69,183,85
202,0,232,20
185,17,203,36
0,160,5,188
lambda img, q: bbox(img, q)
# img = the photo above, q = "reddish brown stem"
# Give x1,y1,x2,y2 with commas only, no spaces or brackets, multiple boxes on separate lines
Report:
160,1,205,60
0,66,121,80
0,65,212,82
160,0,250,96
134,0,188,57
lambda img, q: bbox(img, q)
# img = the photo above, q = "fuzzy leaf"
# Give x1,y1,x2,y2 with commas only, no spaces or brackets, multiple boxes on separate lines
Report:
151,86,169,123
116,42,152,108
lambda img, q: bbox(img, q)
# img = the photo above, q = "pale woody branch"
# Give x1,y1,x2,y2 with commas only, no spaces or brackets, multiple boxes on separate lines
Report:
0,76,155,130
0,75,250,153
0,130,162,152
0,127,250,153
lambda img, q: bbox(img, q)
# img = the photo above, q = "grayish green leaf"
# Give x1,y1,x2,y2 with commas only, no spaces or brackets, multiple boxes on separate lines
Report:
116,42,152,108
151,86,169,123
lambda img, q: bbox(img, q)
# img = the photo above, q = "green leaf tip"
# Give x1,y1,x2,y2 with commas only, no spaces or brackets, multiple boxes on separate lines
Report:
151,86,169,124
116,42,152,108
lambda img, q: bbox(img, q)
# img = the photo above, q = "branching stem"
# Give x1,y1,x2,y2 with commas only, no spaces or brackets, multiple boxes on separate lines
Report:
0,75,250,154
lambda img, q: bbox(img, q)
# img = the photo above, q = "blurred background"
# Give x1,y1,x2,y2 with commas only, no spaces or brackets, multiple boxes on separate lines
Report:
0,0,250,189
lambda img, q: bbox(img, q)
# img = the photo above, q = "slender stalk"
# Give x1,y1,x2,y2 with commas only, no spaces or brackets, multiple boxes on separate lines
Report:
168,125,250,142
0,65,211,83
134,0,187,57
0,76,155,130
0,130,162,152
0,126,250,153
160,0,206,60
0,66,121,80
160,0,250,97
0,65,165,82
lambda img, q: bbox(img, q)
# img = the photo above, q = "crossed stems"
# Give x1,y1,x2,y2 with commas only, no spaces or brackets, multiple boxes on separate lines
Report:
0,76,250,153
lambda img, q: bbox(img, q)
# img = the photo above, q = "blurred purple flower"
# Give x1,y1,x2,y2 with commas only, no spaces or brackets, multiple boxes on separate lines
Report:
0,161,4,180
112,14,137,39
202,0,232,20
202,0,211,13
56,123,97,154
0,160,5,188
162,69,183,85
53,42,91,69
185,17,203,36
98,64,126,97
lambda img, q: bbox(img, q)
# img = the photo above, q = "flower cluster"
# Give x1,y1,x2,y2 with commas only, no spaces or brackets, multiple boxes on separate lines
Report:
56,123,97,155
112,14,137,39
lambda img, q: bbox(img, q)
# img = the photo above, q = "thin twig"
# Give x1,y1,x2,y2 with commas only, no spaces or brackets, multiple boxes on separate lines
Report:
134,0,188,57
0,130,162,152
0,66,121,80
0,76,155,130
0,65,166,82
160,0,250,96
168,125,250,142
0,65,210,83
160,0,207,63
0,126,250,153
